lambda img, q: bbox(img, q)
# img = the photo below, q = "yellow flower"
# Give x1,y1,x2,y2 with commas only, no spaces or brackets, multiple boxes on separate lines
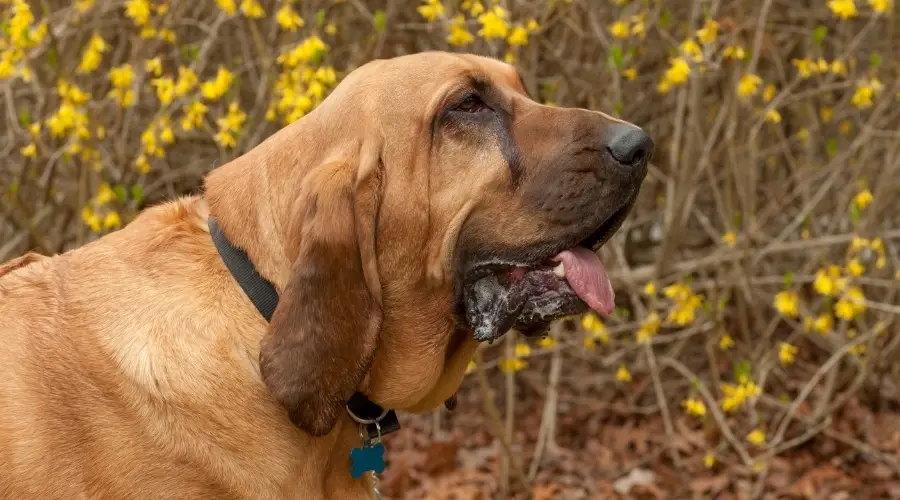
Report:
581,313,605,335
737,73,763,97
514,342,531,358
609,21,629,39
20,143,37,158
828,0,858,18
636,312,661,343
180,100,208,131
145,57,163,77
507,26,529,46
664,283,692,302
664,57,690,85
869,0,892,13
704,454,716,469
201,66,234,101
814,265,845,297
476,6,509,40
847,258,865,277
109,64,135,89
719,334,734,350
680,39,703,62
761,84,776,103
499,358,527,373
82,206,102,233
851,79,883,109
125,0,152,26
830,60,847,75
682,397,707,417
854,189,873,210
820,106,833,122
447,15,475,46
174,66,198,96
765,109,782,124
417,0,445,23
643,281,657,296
215,102,248,148
720,379,761,412
723,46,746,61
465,360,476,374
834,286,867,321
779,343,797,365
151,77,175,105
812,313,834,335
526,19,540,32
103,211,122,230
721,231,737,247
622,67,637,81
215,0,237,15
276,5,305,31
76,0,96,13
240,0,264,18
668,294,702,326
746,429,766,446
696,18,719,44
616,365,632,382
773,290,800,318
95,183,116,205
76,33,107,74
537,336,556,349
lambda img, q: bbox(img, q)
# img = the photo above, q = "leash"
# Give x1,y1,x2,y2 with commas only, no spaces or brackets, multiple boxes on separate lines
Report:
208,216,398,496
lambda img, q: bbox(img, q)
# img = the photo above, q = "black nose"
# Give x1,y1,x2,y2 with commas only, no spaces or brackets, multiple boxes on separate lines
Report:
605,124,654,170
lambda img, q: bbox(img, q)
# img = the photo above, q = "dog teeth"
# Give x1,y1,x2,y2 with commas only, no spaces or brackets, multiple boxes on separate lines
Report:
553,261,566,278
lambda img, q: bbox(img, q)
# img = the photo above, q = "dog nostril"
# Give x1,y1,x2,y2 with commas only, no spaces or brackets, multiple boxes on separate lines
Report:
605,125,654,169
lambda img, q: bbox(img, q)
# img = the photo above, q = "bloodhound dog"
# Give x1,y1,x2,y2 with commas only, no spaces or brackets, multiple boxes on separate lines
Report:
0,51,652,499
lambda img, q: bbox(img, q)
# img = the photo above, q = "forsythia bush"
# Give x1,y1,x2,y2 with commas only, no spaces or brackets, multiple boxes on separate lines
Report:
2,0,899,491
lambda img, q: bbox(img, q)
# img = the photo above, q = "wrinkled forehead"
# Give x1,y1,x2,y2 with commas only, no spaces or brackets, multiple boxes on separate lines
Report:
346,52,530,114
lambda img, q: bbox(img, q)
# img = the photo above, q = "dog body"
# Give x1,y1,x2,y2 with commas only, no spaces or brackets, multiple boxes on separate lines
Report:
0,51,651,499
0,200,371,499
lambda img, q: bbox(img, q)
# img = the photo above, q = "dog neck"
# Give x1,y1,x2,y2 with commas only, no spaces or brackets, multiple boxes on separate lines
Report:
206,215,400,490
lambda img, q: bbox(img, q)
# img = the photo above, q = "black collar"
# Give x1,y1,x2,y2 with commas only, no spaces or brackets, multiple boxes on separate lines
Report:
208,216,400,442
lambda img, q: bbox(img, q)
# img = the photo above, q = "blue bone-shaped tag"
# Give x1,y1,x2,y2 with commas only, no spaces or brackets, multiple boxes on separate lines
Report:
350,442,386,479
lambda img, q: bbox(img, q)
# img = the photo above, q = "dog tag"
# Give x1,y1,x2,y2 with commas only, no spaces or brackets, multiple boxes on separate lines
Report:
349,442,386,479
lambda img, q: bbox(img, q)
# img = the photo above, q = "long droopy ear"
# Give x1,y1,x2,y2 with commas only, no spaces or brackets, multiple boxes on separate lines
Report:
259,154,383,437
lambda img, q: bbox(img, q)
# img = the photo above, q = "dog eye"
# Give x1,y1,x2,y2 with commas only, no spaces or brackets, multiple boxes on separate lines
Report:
454,95,490,113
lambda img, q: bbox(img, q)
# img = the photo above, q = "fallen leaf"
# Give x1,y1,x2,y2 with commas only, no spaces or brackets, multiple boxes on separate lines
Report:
613,467,656,495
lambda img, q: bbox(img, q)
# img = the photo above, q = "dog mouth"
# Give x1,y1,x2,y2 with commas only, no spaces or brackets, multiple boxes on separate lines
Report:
461,200,634,343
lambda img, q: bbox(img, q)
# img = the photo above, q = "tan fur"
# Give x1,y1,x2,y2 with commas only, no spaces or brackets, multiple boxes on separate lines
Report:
0,51,645,499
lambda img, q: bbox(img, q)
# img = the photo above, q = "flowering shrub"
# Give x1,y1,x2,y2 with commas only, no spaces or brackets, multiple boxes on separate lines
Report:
2,0,899,495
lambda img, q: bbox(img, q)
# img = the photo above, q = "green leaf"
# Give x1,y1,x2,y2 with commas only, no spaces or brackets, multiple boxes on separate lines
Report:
610,45,624,70
374,10,386,33
8,181,19,195
870,53,882,69
181,45,199,62
813,25,828,44
849,202,861,225
732,213,742,228
659,9,672,29
733,360,752,382
613,101,623,117
0,21,9,36
46,47,58,68
113,185,127,204
783,271,794,288
316,9,326,27
18,109,31,125
826,138,837,158
130,184,144,204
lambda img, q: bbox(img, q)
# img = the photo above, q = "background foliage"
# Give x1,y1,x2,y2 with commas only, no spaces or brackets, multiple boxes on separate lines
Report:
2,0,900,497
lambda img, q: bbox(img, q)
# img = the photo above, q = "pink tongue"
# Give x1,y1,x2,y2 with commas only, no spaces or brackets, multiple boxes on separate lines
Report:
553,247,615,316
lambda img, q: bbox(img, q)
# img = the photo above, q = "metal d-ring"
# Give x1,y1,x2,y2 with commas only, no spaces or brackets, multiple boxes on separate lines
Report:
346,405,389,426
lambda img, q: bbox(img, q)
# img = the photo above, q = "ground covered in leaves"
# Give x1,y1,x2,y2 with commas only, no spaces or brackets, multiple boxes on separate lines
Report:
380,338,900,499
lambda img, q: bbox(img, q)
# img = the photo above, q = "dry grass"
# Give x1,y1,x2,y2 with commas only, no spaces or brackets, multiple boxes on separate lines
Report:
2,0,900,497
